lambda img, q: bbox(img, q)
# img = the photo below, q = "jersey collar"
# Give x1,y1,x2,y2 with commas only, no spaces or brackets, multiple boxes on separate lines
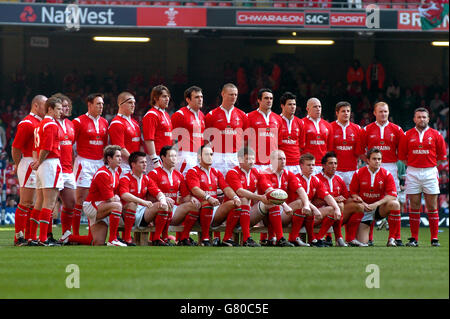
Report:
30,112,43,121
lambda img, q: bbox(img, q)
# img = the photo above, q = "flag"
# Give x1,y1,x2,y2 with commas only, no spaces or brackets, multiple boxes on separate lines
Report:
418,0,449,30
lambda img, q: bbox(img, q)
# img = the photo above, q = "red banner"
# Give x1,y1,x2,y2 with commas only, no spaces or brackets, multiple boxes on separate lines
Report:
236,11,304,26
330,12,366,27
137,7,206,27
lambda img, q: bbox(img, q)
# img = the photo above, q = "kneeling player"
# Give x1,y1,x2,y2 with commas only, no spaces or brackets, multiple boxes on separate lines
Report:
180,144,241,246
350,148,401,247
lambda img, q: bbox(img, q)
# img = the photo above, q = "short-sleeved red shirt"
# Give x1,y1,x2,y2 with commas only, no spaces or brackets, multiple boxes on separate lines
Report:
12,113,42,157
86,166,120,203
185,165,228,200
349,166,397,204
148,167,189,203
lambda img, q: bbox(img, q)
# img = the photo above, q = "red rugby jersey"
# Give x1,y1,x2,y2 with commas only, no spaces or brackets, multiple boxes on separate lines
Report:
278,114,305,166
247,109,283,165
12,113,42,157
86,166,120,203
295,173,330,201
56,119,75,173
148,166,189,203
331,121,363,172
142,107,172,156
171,106,205,153
35,116,60,159
260,168,302,204
225,166,271,196
73,113,108,160
315,172,349,199
349,166,397,204
398,126,447,168
361,121,404,163
119,172,160,204
185,165,228,200
302,116,333,164
108,114,141,154
204,106,248,154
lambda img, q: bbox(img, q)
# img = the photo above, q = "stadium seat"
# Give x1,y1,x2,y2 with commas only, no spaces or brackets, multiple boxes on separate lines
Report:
46,0,64,3
152,1,168,5
217,1,232,6
203,1,218,6
406,0,419,9
375,0,391,9
287,1,302,8
314,0,331,8
23,0,36,3
273,0,287,7
135,1,153,5
391,0,406,9
167,1,181,5
185,2,198,5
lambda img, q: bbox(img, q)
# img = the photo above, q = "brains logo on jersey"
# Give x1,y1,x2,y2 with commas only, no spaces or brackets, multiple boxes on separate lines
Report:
20,6,37,23
266,189,288,205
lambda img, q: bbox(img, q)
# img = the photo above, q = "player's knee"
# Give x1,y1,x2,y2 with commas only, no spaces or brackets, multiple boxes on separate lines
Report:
387,200,400,211
123,202,137,211
112,202,122,211
240,197,250,206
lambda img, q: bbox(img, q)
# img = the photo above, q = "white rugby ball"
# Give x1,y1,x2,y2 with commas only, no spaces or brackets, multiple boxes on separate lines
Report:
267,189,288,205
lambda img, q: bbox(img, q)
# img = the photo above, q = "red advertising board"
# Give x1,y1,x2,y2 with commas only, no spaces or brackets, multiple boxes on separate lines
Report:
236,11,305,26
330,12,366,27
137,7,206,27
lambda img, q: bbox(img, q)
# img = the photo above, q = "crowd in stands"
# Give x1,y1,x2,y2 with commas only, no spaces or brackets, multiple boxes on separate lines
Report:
1,54,448,214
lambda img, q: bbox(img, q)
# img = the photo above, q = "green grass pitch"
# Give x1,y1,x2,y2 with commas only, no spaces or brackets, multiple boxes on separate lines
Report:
0,225,448,299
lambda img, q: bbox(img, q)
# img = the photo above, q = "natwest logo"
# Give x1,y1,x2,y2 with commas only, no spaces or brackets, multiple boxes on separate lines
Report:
41,6,115,25
20,6,37,23
237,11,304,26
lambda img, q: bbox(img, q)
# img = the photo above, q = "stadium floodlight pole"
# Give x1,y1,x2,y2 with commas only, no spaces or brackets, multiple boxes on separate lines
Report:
92,36,150,43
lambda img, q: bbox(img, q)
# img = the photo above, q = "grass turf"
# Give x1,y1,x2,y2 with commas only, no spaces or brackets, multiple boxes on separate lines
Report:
0,225,448,299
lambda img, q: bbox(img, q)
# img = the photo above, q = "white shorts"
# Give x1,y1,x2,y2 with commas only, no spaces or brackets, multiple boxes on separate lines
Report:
382,162,400,192
17,157,37,188
285,165,302,175
84,201,109,227
62,172,77,190
36,158,64,190
135,204,179,228
74,156,104,188
177,151,198,175
336,170,356,188
209,206,220,228
212,152,239,177
405,166,440,195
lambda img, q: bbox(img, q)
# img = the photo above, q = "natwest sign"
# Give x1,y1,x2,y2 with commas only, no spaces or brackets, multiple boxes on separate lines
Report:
137,7,207,27
398,10,449,30
330,12,366,27
41,5,115,25
236,11,304,26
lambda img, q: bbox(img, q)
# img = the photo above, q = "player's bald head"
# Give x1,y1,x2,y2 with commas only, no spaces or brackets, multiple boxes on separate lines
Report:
31,95,47,107
117,91,134,106
222,83,237,93
374,101,389,112
306,97,321,108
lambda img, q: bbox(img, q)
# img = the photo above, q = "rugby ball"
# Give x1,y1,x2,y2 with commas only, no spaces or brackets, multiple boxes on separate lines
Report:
266,189,288,205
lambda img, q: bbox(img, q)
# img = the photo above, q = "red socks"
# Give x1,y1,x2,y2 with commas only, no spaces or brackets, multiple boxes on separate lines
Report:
317,215,335,240
38,208,52,242
388,210,401,240
25,206,32,240
239,205,251,242
428,211,439,240
346,212,364,242
28,208,41,241
162,212,172,241
409,209,421,241
199,206,213,241
181,211,199,240
60,207,74,234
369,222,374,241
122,209,136,243
108,211,122,243
72,204,83,236
15,204,29,238
153,211,169,242
223,208,241,241
333,214,343,240
288,210,305,242
305,215,315,243
268,206,283,241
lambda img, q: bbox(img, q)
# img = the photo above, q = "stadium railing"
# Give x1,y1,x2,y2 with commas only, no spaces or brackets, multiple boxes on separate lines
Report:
11,0,424,9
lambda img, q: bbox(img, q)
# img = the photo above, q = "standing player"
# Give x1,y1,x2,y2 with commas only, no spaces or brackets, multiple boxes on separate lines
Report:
399,108,447,247
331,101,363,187
204,83,248,176
171,86,205,174
142,85,172,172
247,88,283,171
53,93,77,238
349,148,401,247
11,95,46,245
30,96,65,245
278,92,305,175
181,144,241,246
119,151,168,246
301,97,333,175
315,152,351,247
72,93,109,236
109,92,142,175
361,101,404,244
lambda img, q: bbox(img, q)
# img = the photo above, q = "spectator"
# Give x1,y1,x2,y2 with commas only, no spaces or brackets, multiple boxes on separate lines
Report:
0,119,6,151
366,57,385,97
37,64,54,96
430,92,445,112
346,59,364,86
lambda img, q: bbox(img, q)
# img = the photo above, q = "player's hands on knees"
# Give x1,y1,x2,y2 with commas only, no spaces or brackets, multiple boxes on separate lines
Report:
333,208,341,220
191,197,201,210
166,198,175,211
301,205,312,216
366,203,377,212
232,197,241,208
30,161,39,170
334,195,346,203
158,199,168,211
284,204,293,215
208,197,220,207
259,194,271,205
142,200,153,209
112,195,121,202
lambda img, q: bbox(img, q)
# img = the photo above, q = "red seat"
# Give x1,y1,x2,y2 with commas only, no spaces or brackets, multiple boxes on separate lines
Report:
185,2,197,5
406,0,419,9
375,0,391,9
46,0,64,3
218,1,232,6
167,1,181,5
273,0,286,7
203,1,217,6
288,1,300,8
152,1,168,5
23,0,36,3
135,1,153,5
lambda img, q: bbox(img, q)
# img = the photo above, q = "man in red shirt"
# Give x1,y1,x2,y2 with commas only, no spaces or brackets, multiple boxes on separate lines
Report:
72,93,109,236
171,86,205,175
349,148,401,247
301,97,333,175
315,152,353,247
182,144,241,246
109,92,142,175
53,93,77,241
399,108,447,247
30,96,64,246
247,88,283,171
331,101,363,187
149,146,201,246
11,94,46,245
278,92,305,175
204,83,248,176
143,85,172,172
